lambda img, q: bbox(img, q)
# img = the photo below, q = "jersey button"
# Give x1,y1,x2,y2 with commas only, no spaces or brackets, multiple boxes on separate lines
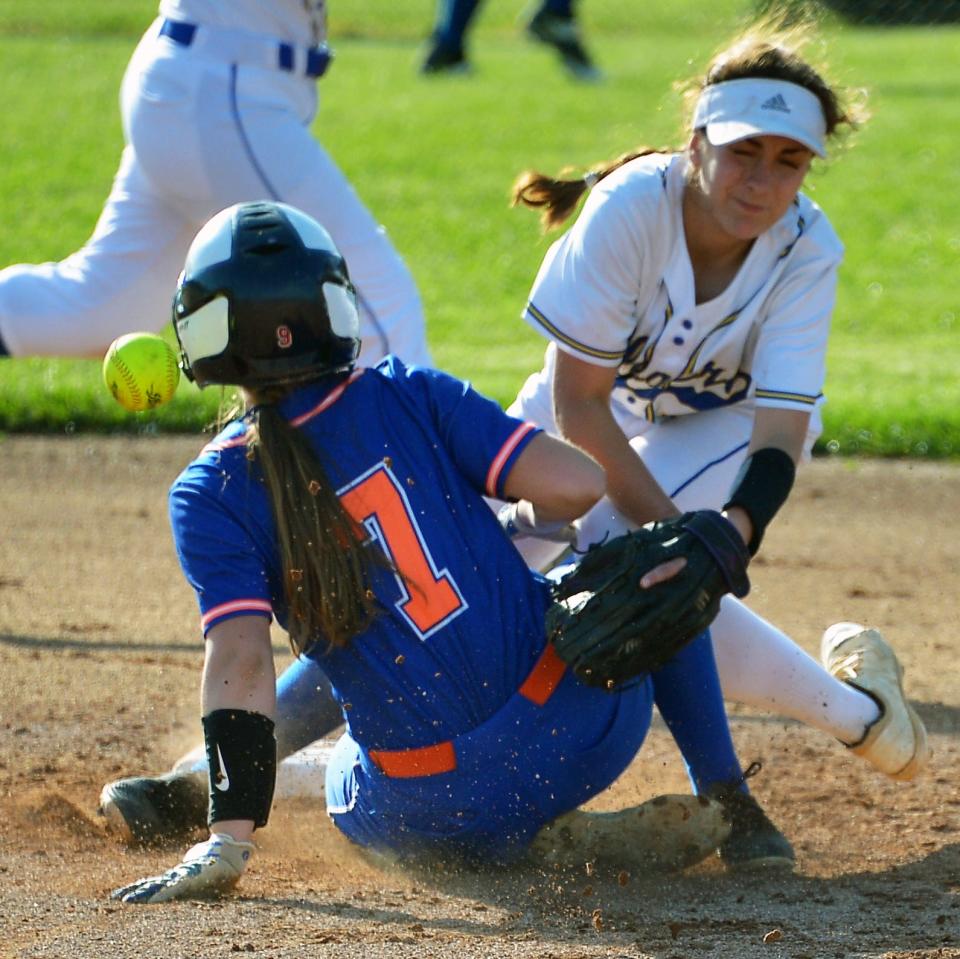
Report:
682,320,693,330
672,336,684,345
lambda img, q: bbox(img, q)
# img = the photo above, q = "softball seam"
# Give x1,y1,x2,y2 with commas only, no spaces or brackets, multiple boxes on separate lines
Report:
112,358,143,409
164,358,178,402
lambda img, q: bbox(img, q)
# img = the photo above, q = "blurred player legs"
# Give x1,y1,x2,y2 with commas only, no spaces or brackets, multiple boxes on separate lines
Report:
0,150,195,357
0,17,430,367
421,0,600,80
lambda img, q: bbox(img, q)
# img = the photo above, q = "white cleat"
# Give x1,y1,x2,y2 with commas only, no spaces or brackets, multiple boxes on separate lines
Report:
530,794,731,872
821,622,929,781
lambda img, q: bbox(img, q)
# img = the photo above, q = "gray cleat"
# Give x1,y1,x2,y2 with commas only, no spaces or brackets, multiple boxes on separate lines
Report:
99,770,208,845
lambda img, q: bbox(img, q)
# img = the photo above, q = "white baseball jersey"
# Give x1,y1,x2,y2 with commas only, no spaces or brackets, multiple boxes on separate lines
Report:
519,152,843,430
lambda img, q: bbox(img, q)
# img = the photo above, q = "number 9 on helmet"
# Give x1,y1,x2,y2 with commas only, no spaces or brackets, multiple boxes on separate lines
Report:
173,202,361,389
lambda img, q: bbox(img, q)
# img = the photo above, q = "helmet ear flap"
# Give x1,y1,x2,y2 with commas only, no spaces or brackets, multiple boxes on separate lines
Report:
173,202,361,389
175,291,232,383
172,283,193,382
322,278,361,343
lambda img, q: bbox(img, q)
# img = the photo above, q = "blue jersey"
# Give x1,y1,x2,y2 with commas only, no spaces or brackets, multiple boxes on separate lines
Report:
169,357,552,751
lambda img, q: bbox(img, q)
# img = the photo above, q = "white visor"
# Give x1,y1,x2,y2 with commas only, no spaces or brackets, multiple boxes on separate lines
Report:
693,78,827,157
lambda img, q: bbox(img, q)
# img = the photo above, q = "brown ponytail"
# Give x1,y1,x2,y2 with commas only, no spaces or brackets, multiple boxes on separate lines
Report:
246,392,380,656
511,147,671,232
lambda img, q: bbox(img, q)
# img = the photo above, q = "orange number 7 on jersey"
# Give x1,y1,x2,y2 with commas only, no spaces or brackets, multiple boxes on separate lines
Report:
339,463,467,639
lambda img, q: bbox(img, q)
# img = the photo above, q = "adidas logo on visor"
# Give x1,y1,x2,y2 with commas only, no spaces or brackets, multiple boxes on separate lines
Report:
760,93,791,113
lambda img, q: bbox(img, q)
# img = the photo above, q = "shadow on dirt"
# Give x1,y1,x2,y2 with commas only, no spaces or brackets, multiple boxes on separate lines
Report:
252,841,960,956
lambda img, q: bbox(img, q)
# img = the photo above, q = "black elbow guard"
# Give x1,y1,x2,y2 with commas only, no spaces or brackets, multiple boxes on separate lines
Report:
722,447,796,556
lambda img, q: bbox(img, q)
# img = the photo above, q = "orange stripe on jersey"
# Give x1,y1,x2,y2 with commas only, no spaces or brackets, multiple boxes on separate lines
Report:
201,599,273,630
485,422,536,497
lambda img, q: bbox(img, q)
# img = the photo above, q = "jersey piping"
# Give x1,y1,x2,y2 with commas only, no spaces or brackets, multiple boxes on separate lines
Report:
524,301,625,362
521,153,839,422
201,598,274,631
485,423,537,497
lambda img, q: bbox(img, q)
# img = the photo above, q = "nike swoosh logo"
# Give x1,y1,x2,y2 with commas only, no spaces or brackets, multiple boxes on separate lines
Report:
213,744,231,792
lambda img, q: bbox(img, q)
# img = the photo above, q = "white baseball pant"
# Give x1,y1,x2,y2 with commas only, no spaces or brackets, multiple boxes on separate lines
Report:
0,18,431,368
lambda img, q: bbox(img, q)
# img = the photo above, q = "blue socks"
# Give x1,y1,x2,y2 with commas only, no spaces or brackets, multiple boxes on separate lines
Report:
651,630,747,794
274,656,344,759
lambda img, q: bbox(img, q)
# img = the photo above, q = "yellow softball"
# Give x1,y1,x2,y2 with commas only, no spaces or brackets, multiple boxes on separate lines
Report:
102,332,181,412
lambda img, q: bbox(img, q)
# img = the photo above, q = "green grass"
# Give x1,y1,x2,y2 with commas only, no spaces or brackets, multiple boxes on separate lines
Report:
0,2,958,456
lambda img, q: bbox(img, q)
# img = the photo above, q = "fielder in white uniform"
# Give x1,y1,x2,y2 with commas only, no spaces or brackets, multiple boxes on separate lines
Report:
509,21,927,780
0,1,431,368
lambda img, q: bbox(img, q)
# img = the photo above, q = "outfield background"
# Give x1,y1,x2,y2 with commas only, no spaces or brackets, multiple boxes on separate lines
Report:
0,0,957,456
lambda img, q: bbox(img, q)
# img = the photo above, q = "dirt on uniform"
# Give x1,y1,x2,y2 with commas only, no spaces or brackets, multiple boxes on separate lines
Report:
0,436,957,959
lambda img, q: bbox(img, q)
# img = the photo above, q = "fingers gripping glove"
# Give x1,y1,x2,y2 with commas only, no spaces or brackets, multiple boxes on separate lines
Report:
110,833,255,904
546,510,750,689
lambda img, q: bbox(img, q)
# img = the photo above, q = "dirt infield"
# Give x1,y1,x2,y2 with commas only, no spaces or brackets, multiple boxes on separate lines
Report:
1,435,957,959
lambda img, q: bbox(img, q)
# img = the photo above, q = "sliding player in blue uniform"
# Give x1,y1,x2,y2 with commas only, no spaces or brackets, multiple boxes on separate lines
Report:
109,202,758,903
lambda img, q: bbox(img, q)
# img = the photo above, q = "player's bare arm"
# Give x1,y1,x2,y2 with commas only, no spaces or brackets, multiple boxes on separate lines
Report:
201,617,277,844
747,407,810,462
552,348,677,525
111,617,276,903
497,430,605,544
502,430,605,523
201,617,277,719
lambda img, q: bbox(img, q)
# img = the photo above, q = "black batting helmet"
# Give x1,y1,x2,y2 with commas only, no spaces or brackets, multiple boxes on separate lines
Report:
173,202,361,388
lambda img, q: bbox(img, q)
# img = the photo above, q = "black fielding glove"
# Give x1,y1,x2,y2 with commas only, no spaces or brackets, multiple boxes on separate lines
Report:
546,510,750,689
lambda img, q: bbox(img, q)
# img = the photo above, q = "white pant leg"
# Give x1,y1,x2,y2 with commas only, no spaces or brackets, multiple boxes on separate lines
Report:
710,596,874,743
125,33,430,368
0,24,430,366
0,146,196,357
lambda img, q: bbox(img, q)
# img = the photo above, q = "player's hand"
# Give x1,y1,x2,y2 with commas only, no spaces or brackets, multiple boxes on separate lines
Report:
498,500,578,545
110,833,255,904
